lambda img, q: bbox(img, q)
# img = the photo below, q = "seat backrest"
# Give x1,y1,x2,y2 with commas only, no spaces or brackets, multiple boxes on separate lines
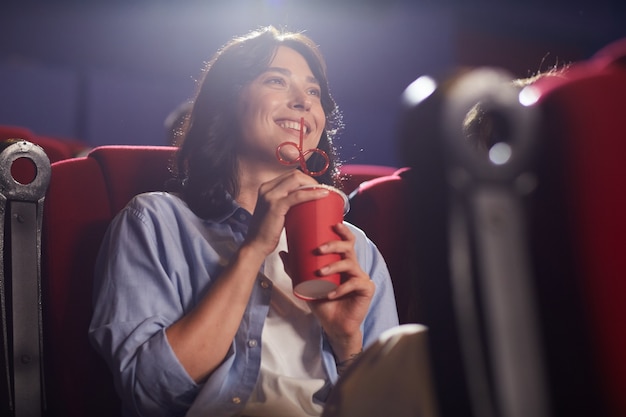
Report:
41,145,176,417
528,39,626,417
346,167,417,324
346,165,473,417
339,164,398,195
0,125,35,142
349,42,626,415
351,38,626,417
1,124,89,162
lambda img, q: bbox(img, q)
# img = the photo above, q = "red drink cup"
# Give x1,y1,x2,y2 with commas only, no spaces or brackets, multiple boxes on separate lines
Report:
285,184,349,300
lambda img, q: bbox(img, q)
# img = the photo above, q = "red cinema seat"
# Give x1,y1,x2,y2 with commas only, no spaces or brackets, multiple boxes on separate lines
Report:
41,145,176,417
528,37,626,417
348,40,626,416
345,167,418,324
32,134,90,161
0,125,72,163
339,164,398,195
1,125,90,185
0,125,89,160
0,125,35,142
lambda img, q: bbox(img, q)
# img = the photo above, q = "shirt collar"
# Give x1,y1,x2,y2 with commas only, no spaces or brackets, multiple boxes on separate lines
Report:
207,193,250,224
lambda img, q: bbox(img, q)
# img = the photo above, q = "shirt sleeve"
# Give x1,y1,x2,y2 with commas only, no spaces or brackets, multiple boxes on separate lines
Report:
89,197,200,417
352,222,401,348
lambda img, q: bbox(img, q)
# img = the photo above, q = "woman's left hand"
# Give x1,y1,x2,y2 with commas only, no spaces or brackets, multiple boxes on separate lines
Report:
284,222,375,361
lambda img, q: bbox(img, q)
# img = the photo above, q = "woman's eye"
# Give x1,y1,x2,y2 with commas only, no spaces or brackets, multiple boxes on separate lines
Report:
267,77,285,86
308,88,321,97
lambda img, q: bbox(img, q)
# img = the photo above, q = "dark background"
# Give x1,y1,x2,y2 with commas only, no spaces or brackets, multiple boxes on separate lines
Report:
1,0,625,166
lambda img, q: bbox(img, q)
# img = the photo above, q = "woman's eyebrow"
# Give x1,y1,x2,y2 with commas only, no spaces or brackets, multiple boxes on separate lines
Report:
266,67,320,85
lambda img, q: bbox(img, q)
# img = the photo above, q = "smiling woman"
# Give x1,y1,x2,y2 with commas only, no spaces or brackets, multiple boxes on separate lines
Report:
172,26,344,219
236,46,328,185
88,26,399,417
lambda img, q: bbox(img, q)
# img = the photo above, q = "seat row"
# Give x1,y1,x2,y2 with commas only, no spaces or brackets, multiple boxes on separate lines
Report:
1,36,626,417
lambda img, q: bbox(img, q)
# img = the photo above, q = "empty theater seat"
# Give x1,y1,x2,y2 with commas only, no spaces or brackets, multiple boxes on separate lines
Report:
345,167,418,324
1,125,90,186
0,125,34,142
339,164,398,195
0,125,84,163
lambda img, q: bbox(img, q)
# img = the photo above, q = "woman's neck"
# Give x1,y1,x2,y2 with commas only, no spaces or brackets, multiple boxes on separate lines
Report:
235,162,292,214
235,185,258,214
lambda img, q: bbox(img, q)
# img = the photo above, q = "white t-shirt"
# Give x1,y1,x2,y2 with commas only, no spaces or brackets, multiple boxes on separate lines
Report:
241,230,326,417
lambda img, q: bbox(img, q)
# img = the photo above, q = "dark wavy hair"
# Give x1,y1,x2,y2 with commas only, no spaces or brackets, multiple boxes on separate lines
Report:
170,26,343,218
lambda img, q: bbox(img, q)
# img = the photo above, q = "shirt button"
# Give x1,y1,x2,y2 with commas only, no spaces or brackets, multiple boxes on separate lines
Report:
232,396,241,404
248,339,258,348
260,280,270,289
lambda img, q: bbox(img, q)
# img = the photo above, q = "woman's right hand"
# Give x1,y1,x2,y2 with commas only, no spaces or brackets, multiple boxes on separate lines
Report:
243,170,329,258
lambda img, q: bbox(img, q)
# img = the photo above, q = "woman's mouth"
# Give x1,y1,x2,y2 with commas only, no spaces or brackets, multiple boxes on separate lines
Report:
277,119,310,135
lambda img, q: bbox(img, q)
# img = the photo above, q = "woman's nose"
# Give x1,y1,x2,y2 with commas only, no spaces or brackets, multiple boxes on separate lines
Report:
289,87,311,111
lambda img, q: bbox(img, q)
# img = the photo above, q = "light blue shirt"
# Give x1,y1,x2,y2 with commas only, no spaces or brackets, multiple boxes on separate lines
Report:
89,192,399,417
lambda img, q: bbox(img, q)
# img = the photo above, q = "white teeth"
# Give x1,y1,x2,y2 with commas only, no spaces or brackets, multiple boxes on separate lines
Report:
278,120,307,133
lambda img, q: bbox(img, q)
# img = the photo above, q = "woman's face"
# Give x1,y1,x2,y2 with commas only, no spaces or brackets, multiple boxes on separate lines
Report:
236,45,326,167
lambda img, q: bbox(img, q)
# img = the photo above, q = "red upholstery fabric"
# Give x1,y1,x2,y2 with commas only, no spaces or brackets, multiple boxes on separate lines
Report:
339,164,398,195
1,125,90,184
90,146,176,213
41,145,176,417
0,125,74,163
0,124,35,141
346,168,418,324
35,135,90,161
531,41,626,417
43,134,91,156
347,40,626,417
42,156,114,417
